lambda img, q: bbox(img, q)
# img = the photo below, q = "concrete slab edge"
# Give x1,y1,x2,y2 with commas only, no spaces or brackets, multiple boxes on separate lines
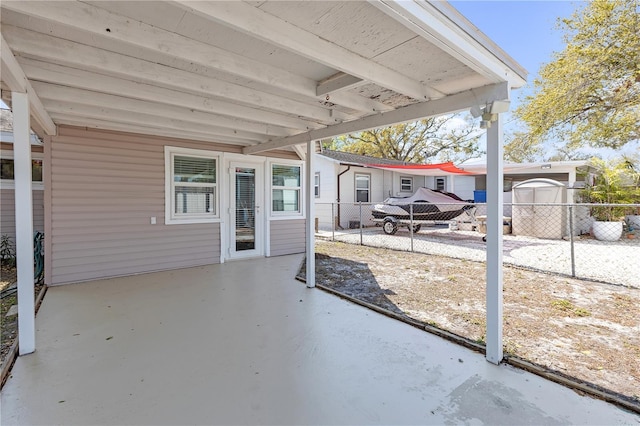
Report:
296,276,640,415
1,284,48,389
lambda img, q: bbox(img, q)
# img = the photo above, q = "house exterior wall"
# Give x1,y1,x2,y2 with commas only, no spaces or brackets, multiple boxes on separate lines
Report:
0,189,44,241
314,157,338,231
0,143,45,243
48,126,301,285
450,176,476,201
270,219,305,256
334,165,387,228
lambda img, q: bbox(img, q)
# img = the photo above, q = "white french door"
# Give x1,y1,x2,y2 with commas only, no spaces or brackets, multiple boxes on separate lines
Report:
229,161,264,259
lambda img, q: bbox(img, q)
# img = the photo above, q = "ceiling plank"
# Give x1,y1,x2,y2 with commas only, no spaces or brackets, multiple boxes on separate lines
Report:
51,115,255,146
372,1,527,88
176,1,441,101
244,82,509,154
3,26,349,125
32,82,295,138
44,100,269,143
0,33,56,136
1,1,369,118
316,73,365,97
19,58,316,132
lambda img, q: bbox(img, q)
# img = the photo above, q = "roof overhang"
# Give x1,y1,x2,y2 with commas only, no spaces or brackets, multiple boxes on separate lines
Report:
365,162,471,176
1,1,526,149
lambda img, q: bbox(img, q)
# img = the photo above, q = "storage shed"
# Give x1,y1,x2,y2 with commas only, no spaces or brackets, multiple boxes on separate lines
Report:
512,178,567,239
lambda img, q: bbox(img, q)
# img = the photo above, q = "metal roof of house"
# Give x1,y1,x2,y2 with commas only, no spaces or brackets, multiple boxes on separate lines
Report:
319,149,408,166
1,1,527,153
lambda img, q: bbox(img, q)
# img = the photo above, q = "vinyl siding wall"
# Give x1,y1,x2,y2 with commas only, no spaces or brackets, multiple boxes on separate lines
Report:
270,219,305,256
49,126,298,285
0,188,44,241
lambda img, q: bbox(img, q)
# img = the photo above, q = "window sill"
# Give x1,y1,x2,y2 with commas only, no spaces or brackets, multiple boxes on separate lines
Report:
165,217,221,225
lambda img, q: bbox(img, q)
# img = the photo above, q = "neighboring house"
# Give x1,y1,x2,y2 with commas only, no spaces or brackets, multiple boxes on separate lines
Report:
315,149,472,229
314,149,589,229
0,108,44,242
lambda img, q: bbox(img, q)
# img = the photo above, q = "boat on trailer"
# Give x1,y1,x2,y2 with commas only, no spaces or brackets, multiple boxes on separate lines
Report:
371,187,475,234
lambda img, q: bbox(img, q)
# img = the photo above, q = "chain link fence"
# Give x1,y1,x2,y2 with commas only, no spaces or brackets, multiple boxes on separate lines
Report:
316,202,640,288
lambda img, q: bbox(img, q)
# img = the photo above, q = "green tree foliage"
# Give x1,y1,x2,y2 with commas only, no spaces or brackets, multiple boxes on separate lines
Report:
331,114,482,164
503,131,543,163
517,0,640,150
579,156,640,220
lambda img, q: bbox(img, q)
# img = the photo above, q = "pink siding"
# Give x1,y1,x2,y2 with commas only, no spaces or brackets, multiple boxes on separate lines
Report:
0,188,44,241
48,127,299,285
270,219,306,256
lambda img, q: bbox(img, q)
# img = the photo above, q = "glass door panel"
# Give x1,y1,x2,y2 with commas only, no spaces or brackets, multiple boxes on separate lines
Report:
235,167,255,251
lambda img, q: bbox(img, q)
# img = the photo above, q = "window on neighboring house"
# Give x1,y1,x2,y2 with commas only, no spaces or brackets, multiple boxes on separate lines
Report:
314,172,320,198
0,158,43,182
400,176,413,192
166,147,219,223
436,177,446,191
355,174,370,202
272,164,301,214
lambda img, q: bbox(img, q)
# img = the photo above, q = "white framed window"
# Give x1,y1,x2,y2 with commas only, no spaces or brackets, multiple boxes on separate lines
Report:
400,176,413,192
165,146,219,224
0,153,44,190
355,173,370,202
272,164,301,214
436,177,446,191
314,172,320,198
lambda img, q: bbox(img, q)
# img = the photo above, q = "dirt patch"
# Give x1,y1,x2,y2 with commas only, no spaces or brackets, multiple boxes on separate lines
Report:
306,240,640,405
1,265,45,367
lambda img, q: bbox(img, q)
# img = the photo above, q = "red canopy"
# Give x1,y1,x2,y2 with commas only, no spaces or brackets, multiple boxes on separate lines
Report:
364,162,471,176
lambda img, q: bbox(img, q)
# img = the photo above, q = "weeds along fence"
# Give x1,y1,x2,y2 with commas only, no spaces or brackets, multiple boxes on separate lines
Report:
315,202,640,288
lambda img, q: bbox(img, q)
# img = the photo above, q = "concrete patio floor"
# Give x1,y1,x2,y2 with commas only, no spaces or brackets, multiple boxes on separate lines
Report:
2,254,638,425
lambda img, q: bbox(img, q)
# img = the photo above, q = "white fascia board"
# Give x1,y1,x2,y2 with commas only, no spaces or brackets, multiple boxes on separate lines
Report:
244,82,509,154
371,1,527,88
0,131,42,145
175,1,440,100
0,34,56,136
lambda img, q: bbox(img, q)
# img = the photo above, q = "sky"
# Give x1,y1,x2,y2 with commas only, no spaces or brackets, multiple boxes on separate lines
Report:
449,1,580,129
450,0,639,160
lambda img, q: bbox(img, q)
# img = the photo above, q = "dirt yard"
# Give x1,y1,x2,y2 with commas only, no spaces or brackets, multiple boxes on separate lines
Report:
310,240,640,405
0,265,45,367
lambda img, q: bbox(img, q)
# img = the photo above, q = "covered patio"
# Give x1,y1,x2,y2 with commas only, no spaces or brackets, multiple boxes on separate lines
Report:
1,254,635,425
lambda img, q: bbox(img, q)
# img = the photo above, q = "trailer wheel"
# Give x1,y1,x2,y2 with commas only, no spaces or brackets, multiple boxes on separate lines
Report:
383,219,398,235
410,224,421,233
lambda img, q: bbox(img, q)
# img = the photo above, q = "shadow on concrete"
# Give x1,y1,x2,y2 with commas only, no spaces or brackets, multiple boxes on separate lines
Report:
296,253,404,316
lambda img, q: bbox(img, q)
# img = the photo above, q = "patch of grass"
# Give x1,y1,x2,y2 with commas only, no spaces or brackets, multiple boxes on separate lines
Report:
551,299,591,317
551,299,574,312
447,275,457,282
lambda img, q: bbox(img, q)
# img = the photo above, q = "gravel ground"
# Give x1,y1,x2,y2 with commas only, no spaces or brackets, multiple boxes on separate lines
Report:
305,240,640,406
318,226,640,288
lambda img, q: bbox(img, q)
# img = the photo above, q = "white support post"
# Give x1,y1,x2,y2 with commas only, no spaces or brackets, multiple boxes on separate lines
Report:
13,92,36,355
305,140,316,288
485,114,504,364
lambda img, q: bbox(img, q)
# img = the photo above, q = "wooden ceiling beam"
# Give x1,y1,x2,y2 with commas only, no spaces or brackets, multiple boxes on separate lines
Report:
176,1,443,101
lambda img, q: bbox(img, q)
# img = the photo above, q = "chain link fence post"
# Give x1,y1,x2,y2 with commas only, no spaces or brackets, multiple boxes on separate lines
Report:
331,202,335,241
410,203,414,252
569,205,576,277
359,201,363,246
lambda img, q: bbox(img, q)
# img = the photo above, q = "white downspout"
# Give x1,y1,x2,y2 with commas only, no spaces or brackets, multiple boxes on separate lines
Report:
305,140,316,288
485,114,504,364
13,92,36,355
